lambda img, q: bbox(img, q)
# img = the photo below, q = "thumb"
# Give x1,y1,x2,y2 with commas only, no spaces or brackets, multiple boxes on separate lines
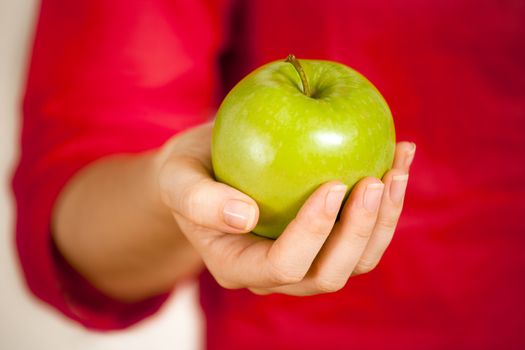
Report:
160,156,259,234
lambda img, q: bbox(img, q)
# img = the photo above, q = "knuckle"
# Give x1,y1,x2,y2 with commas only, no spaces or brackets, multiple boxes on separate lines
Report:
376,215,398,232
314,277,346,293
249,288,272,296
214,274,241,290
158,165,177,206
294,211,317,228
353,259,379,275
179,181,207,221
183,186,200,212
351,222,374,240
268,260,304,285
292,213,331,239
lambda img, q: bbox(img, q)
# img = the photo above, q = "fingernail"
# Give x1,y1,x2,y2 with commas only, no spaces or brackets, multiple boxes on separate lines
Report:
223,200,256,230
363,183,384,212
405,143,416,168
325,184,347,215
390,174,409,204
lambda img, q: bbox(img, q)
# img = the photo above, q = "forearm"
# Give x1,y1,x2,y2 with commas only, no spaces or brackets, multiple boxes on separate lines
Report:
52,150,203,302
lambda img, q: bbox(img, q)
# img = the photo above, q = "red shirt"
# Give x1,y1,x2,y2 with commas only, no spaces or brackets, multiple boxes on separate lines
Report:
14,0,525,348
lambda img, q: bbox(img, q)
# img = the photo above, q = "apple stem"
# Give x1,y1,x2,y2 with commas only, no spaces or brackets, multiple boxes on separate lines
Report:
285,54,312,97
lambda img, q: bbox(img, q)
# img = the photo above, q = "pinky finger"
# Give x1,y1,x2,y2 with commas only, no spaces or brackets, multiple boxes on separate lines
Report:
392,142,416,171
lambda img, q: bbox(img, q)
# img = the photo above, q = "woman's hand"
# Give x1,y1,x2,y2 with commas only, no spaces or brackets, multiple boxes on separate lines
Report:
158,123,415,296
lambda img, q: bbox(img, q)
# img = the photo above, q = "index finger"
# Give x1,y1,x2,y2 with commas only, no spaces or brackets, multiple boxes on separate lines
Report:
263,181,347,285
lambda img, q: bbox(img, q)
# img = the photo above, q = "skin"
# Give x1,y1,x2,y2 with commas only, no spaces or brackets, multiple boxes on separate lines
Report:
53,122,415,301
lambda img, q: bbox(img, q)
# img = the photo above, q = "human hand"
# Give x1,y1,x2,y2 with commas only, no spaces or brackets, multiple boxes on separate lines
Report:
158,123,415,296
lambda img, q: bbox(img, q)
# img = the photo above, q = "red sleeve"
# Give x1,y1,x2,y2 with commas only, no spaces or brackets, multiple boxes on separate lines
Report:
12,0,227,330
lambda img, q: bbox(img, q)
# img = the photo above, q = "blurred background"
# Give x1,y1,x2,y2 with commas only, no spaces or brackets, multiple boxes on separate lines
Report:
2,1,524,349
0,1,201,349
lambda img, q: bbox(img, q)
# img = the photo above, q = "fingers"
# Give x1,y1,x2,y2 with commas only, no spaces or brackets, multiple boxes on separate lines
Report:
352,170,408,275
263,177,384,295
254,144,415,295
198,181,347,289
160,154,259,234
393,141,416,171
352,142,415,274
305,177,384,292
263,181,347,284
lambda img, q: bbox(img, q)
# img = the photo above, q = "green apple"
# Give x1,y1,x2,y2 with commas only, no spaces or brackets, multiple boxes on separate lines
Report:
212,55,395,239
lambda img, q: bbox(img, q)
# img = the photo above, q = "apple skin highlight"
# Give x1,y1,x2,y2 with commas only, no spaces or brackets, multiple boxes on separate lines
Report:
212,56,395,239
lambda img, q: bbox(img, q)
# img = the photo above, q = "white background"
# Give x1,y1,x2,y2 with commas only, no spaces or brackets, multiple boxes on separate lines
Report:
0,1,202,349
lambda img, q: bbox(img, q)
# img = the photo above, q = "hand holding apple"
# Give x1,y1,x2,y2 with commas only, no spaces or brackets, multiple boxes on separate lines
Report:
158,123,415,296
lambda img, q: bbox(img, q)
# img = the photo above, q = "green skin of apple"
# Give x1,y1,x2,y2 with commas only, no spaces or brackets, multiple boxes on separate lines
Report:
211,58,395,239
